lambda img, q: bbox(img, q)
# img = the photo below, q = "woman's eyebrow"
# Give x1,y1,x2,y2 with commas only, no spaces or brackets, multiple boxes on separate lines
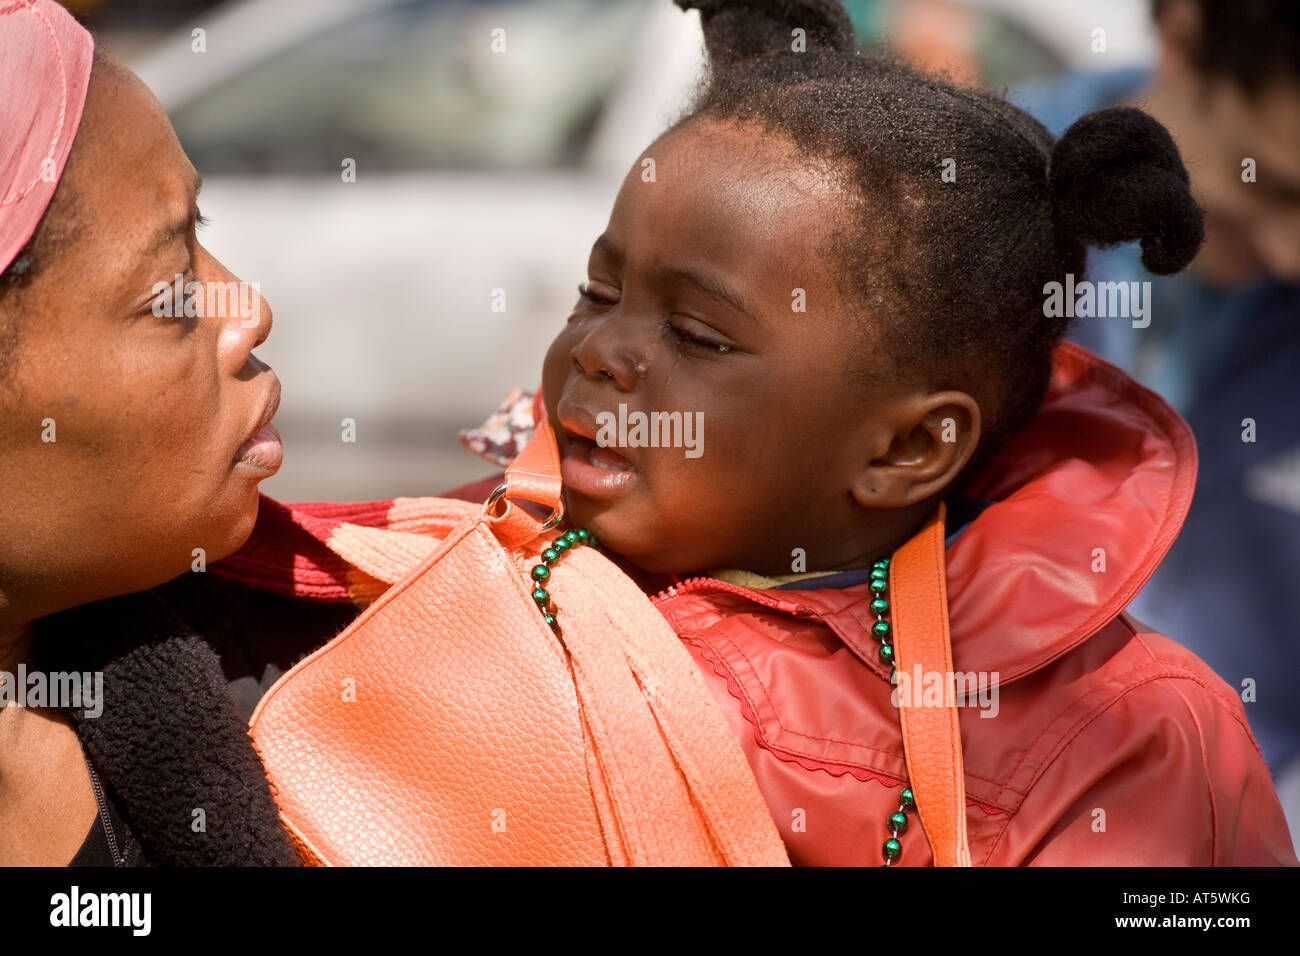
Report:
141,173,205,256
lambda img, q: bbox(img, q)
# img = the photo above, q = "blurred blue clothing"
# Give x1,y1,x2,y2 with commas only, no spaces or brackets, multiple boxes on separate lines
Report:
1012,70,1300,774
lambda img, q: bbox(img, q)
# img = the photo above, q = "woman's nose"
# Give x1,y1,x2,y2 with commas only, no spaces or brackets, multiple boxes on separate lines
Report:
241,284,273,350
204,252,273,366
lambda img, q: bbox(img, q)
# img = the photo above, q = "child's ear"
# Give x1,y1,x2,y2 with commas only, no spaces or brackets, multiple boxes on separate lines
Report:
849,391,981,509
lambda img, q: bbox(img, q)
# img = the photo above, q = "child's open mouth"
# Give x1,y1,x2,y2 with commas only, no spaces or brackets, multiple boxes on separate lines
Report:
561,434,639,499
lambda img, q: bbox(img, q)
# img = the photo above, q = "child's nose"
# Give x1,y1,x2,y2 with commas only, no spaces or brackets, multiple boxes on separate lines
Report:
569,317,642,391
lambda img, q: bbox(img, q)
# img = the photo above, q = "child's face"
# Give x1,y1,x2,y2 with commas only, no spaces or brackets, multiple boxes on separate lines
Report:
542,117,904,576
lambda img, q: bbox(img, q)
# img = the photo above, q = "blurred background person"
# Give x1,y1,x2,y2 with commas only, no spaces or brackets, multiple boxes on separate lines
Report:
1012,0,1300,852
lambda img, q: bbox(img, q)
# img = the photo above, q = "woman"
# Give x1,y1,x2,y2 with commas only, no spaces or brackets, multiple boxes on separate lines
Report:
0,0,352,865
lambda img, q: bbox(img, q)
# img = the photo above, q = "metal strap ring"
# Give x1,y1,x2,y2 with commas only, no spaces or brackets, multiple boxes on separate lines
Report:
482,482,564,531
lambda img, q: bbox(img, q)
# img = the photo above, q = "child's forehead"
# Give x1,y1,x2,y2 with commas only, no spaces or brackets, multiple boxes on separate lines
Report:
606,139,849,278
646,115,848,188
615,126,846,237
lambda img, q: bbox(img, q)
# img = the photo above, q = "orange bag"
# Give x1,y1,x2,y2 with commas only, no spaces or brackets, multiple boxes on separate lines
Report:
249,419,970,866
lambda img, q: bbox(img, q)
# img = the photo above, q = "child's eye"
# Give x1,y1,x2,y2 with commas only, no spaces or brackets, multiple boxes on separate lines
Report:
663,318,733,354
576,282,615,307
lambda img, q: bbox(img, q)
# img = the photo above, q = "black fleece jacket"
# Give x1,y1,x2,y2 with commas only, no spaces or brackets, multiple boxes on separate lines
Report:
32,573,359,866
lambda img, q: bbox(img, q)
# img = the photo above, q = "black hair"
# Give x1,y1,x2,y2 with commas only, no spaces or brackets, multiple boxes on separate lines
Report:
0,176,80,380
1153,0,1300,95
0,178,78,297
670,0,1204,497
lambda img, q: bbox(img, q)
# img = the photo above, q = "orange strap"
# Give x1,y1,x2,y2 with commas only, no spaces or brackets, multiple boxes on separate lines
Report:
890,501,973,866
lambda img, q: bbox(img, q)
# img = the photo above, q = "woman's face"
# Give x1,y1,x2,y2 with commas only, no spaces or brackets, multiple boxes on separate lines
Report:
0,58,280,624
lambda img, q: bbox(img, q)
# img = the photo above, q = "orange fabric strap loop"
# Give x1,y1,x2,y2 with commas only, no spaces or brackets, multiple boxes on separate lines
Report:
503,415,563,510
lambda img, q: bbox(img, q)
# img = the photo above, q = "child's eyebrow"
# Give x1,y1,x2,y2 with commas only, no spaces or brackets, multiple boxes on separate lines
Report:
591,233,758,320
649,263,758,321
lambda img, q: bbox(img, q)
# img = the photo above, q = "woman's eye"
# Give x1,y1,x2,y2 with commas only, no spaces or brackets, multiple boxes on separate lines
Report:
576,282,615,307
181,271,201,317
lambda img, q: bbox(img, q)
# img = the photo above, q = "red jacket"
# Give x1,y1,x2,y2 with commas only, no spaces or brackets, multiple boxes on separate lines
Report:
647,342,1296,865
223,341,1296,865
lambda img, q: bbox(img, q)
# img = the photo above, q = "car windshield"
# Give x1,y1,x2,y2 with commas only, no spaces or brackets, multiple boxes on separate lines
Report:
169,0,644,173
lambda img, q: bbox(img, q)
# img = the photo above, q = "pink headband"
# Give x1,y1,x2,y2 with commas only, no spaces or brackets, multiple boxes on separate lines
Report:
0,0,94,275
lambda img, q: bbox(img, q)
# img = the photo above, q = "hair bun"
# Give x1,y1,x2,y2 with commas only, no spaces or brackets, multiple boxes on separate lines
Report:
1048,106,1204,275
674,0,857,67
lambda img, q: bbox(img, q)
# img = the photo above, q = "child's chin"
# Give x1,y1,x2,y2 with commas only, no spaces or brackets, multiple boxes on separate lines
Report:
568,501,618,548
562,495,697,576
568,505,643,562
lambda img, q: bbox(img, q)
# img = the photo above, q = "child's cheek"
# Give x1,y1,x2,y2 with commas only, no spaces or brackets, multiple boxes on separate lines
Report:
540,335,571,407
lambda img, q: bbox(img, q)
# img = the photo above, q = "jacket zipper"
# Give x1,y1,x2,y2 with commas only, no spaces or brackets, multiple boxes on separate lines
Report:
83,752,126,867
651,575,815,617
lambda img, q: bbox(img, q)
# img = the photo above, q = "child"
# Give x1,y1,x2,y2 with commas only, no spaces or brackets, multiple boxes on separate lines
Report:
446,0,1297,864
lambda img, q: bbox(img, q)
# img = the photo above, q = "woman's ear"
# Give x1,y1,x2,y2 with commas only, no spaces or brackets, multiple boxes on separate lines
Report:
849,390,981,509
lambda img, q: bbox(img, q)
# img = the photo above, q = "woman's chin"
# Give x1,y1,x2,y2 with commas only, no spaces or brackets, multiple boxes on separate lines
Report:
218,490,265,557
176,488,265,572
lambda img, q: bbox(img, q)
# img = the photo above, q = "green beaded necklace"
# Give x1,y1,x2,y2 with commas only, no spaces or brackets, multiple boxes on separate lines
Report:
528,527,595,632
868,555,916,866
526,538,914,865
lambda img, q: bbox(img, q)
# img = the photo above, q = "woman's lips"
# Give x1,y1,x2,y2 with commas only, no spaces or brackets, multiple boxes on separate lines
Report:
235,422,283,474
235,378,283,475
561,434,638,499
